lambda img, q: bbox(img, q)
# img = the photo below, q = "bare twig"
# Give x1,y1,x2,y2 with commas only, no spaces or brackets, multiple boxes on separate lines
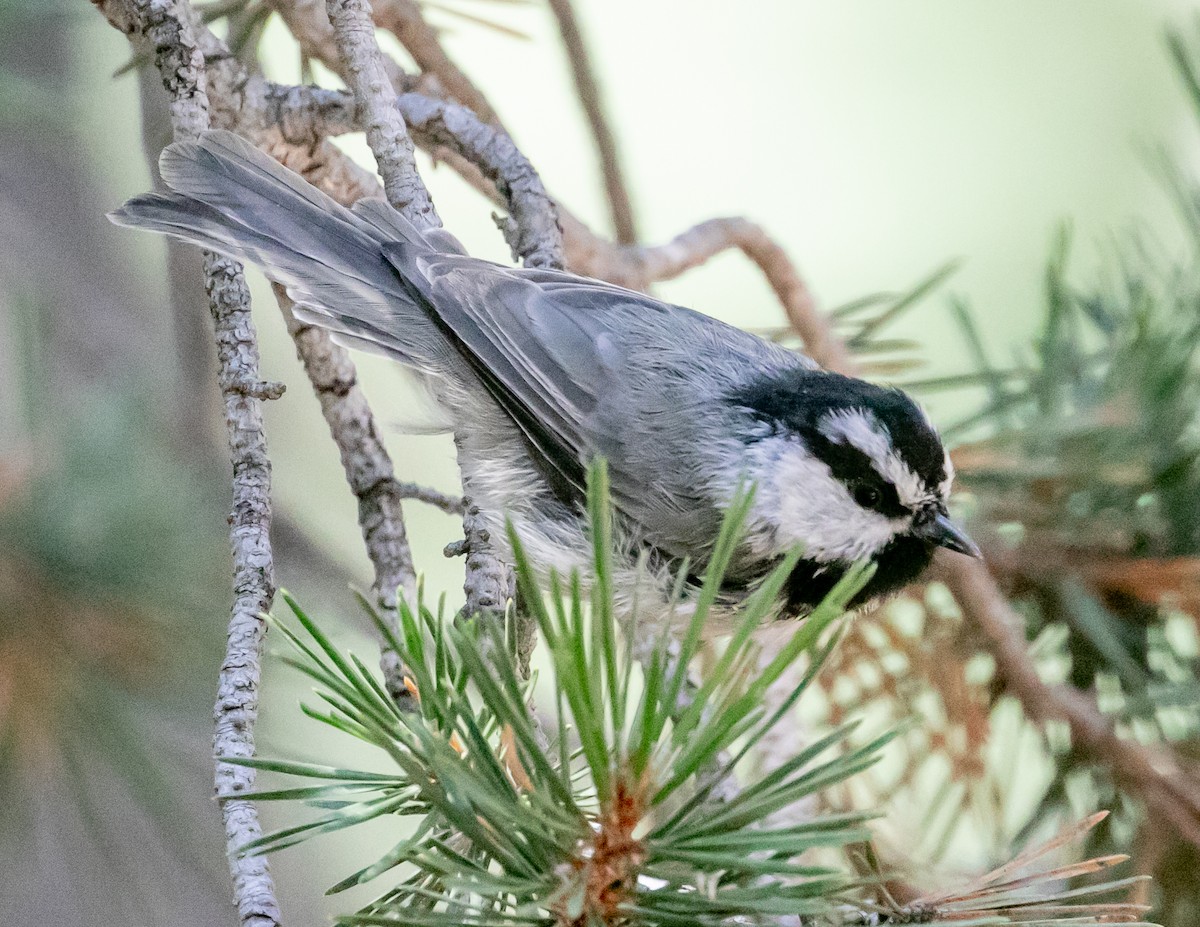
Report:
937,558,1200,846
326,0,440,225
205,256,284,927
393,480,466,515
243,81,565,269
120,1,282,923
272,287,419,705
322,0,524,641
397,92,563,268
458,491,517,638
372,0,503,126
263,0,418,95
619,216,845,369
546,0,638,244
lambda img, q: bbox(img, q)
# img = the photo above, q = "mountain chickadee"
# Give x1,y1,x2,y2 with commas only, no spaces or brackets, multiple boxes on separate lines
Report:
111,131,978,628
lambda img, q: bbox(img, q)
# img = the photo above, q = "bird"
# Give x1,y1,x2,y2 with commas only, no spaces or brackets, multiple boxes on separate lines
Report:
110,130,978,633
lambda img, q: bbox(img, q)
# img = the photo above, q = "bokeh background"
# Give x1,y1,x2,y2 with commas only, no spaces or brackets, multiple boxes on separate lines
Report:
3,0,1200,923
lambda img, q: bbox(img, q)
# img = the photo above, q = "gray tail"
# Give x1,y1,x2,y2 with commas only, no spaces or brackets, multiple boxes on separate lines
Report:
109,130,458,369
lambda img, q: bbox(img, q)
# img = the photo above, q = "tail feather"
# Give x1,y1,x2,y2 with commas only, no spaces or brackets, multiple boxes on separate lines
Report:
350,197,467,255
109,130,451,371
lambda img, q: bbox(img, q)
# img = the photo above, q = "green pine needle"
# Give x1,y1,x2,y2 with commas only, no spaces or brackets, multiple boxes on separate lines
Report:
224,461,882,926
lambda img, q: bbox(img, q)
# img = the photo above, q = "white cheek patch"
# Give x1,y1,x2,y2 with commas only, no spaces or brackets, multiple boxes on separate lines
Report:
738,435,909,564
819,409,937,509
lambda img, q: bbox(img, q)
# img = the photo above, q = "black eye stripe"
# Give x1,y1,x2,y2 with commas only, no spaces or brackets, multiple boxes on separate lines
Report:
805,434,908,518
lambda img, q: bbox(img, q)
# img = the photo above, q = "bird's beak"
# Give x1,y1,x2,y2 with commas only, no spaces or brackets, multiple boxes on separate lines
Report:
914,510,981,558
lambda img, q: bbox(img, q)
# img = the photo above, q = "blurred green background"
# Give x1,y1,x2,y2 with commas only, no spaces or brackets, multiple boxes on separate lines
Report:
3,0,1200,923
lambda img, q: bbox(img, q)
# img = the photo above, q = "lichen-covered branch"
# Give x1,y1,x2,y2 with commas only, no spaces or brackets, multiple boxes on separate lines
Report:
396,92,563,269
205,256,284,927
393,480,465,515
274,286,418,705
325,0,439,226
546,0,638,245
115,1,283,924
320,0,520,639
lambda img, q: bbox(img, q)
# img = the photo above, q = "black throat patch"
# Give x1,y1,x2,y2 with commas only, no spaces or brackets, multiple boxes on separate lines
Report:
782,534,937,616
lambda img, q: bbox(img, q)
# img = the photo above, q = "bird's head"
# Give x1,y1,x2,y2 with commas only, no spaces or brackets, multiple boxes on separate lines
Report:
731,370,978,610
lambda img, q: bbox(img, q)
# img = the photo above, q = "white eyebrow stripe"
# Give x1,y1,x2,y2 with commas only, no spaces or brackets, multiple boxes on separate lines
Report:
818,409,935,509
939,448,955,500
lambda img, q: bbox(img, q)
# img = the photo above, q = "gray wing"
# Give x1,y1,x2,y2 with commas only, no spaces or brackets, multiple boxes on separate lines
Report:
110,131,456,373
382,244,811,560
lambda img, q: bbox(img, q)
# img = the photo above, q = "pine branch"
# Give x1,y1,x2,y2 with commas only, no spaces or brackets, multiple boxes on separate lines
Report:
546,0,639,244
108,1,284,923
224,465,882,927
325,0,440,224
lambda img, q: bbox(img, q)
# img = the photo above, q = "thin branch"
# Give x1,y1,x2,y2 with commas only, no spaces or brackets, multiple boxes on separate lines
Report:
323,0,525,644
798,271,1200,847
121,1,282,924
396,92,563,268
393,480,466,515
244,81,565,268
326,0,440,225
619,216,847,370
205,255,284,927
546,0,638,244
936,558,1200,846
372,0,503,126
263,0,418,96
273,285,420,704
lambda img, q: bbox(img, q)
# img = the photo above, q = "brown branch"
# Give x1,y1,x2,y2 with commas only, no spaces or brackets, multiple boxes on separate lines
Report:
781,237,1200,847
546,0,638,244
936,558,1200,846
108,1,283,924
372,0,502,127
611,216,847,370
794,279,1200,846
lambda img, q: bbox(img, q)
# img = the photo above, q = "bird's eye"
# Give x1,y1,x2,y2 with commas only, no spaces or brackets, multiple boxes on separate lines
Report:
852,484,881,508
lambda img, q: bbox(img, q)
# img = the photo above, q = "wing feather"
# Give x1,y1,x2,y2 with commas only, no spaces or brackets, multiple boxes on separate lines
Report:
379,243,807,561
